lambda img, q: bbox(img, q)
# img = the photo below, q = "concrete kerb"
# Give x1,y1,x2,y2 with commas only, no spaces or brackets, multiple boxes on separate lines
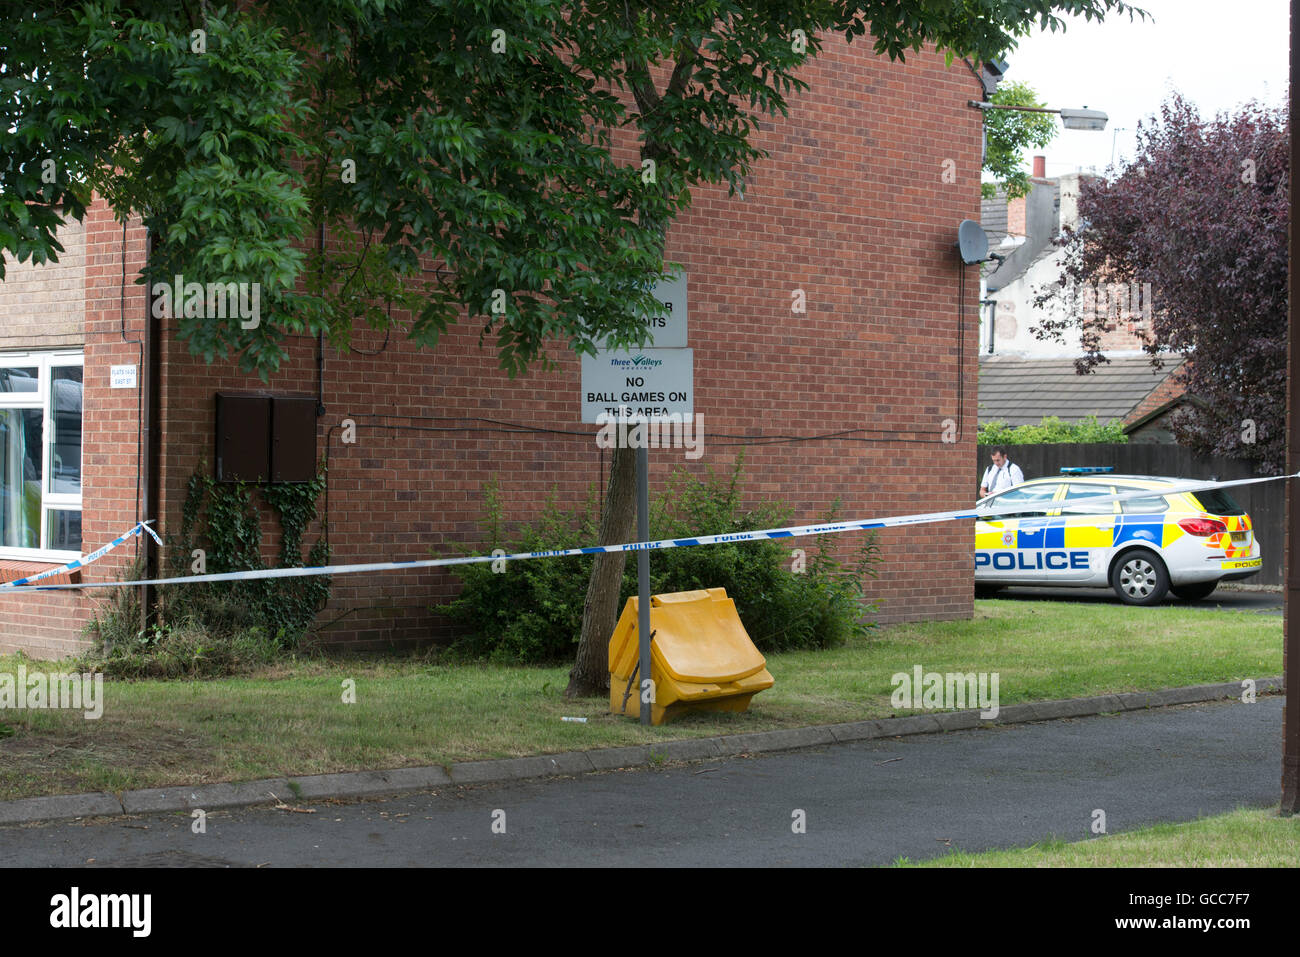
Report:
123,778,295,814
0,676,1283,826
450,753,595,784
0,792,123,826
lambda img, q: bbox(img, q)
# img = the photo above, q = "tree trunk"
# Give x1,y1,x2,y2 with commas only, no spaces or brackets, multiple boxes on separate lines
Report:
566,444,637,697
567,49,681,698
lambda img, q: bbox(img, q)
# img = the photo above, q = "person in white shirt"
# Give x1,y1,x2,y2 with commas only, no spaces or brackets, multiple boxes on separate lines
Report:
979,446,1024,498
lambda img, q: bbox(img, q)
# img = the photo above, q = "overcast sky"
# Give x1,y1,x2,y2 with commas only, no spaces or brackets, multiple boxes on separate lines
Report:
998,0,1289,177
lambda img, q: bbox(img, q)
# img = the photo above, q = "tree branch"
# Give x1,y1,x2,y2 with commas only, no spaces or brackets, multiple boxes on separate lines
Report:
664,39,698,100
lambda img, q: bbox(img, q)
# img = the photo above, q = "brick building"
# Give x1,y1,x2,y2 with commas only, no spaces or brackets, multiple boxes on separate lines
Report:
1,33,986,658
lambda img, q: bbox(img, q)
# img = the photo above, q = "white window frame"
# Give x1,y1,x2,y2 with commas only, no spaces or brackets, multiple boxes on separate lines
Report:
0,349,84,562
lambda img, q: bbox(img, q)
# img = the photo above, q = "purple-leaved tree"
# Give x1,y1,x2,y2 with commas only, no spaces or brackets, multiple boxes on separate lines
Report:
1035,92,1288,472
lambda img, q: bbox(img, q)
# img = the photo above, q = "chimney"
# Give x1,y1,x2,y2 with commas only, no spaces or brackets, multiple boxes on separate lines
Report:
1032,155,1046,179
1007,196,1027,237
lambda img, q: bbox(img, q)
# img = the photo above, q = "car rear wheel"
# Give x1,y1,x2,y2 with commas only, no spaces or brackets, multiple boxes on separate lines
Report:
1110,549,1170,605
975,584,1006,598
1170,580,1218,601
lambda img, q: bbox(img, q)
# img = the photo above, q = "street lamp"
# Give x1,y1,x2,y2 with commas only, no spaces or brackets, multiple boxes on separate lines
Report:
968,100,1109,131
1058,108,1108,131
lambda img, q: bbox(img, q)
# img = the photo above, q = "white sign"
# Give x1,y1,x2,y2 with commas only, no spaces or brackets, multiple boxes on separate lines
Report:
110,365,137,389
602,269,687,349
581,349,693,423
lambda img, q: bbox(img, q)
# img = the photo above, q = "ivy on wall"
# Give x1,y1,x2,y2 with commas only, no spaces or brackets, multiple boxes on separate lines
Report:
164,466,331,646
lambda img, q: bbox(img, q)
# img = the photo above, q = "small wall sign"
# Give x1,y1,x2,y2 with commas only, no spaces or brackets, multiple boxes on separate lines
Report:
110,364,138,389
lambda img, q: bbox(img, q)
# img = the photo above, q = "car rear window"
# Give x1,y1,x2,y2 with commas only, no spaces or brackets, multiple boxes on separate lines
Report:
1190,489,1245,516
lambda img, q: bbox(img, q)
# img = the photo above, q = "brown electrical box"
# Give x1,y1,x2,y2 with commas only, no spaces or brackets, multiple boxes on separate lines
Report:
215,393,316,483
215,394,270,482
270,396,318,483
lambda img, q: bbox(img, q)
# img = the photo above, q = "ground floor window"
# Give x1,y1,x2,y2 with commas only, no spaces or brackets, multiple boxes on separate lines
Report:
0,351,83,559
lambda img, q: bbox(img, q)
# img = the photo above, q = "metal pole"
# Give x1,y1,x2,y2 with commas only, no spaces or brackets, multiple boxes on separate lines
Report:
966,101,1063,115
140,229,159,642
637,441,651,726
1281,0,1298,815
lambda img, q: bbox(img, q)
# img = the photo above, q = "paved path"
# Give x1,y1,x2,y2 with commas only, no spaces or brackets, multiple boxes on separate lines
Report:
0,696,1282,867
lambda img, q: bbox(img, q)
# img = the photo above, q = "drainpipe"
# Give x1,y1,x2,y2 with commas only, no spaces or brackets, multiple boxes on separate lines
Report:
317,220,326,417
139,229,162,637
980,298,997,355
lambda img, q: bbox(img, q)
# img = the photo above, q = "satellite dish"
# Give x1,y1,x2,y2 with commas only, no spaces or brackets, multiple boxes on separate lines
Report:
957,219,989,264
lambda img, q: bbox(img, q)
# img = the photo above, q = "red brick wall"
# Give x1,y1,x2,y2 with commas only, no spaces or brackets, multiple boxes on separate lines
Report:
1125,362,1189,426
0,203,148,657
1093,278,1156,353
5,32,984,656
1006,196,1027,237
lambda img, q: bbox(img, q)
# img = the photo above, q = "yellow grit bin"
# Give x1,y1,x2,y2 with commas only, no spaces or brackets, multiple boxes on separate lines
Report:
608,587,774,725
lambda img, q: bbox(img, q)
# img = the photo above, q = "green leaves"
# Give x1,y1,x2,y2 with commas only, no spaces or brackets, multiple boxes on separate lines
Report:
1,0,1145,374
165,468,331,648
978,415,1129,445
982,80,1059,200
439,455,881,662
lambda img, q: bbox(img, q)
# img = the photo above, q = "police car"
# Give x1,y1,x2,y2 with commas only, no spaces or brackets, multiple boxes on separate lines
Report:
974,468,1262,605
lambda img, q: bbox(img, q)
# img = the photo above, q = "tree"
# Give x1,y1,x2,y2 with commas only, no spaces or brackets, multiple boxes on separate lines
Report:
2,1,674,372
1,0,1146,695
981,79,1058,199
560,0,1144,697
1033,93,1288,472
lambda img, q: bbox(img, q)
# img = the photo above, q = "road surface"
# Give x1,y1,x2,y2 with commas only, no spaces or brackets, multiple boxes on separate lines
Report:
0,696,1283,867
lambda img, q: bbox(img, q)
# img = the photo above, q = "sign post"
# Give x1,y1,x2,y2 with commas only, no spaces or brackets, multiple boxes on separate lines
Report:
582,270,691,727
637,442,651,726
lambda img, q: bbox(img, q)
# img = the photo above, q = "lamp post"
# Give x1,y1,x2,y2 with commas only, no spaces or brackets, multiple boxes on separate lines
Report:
968,100,1109,131
1282,0,1298,817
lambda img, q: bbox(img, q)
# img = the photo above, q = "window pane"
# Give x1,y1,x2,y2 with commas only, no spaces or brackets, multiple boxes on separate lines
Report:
46,509,81,552
1190,489,1245,516
1061,484,1116,515
0,408,43,548
1115,485,1169,513
49,366,83,494
0,366,38,394
983,483,1060,519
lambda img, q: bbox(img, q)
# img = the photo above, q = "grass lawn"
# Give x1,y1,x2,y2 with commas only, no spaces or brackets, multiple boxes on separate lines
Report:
0,598,1281,802
900,807,1300,867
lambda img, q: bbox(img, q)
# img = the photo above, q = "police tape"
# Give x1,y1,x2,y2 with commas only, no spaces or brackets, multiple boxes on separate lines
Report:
2,472,1295,592
0,521,163,589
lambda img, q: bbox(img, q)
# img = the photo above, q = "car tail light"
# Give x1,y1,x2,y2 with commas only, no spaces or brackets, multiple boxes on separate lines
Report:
1179,518,1228,536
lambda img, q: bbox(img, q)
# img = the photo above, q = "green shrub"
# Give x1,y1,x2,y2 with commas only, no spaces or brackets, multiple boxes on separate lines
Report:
83,467,331,674
435,481,600,663
979,414,1128,445
160,469,331,647
77,620,287,679
83,555,147,650
437,454,882,663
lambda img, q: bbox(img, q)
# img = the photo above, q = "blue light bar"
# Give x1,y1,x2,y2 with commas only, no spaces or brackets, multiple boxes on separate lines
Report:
1060,466,1115,474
